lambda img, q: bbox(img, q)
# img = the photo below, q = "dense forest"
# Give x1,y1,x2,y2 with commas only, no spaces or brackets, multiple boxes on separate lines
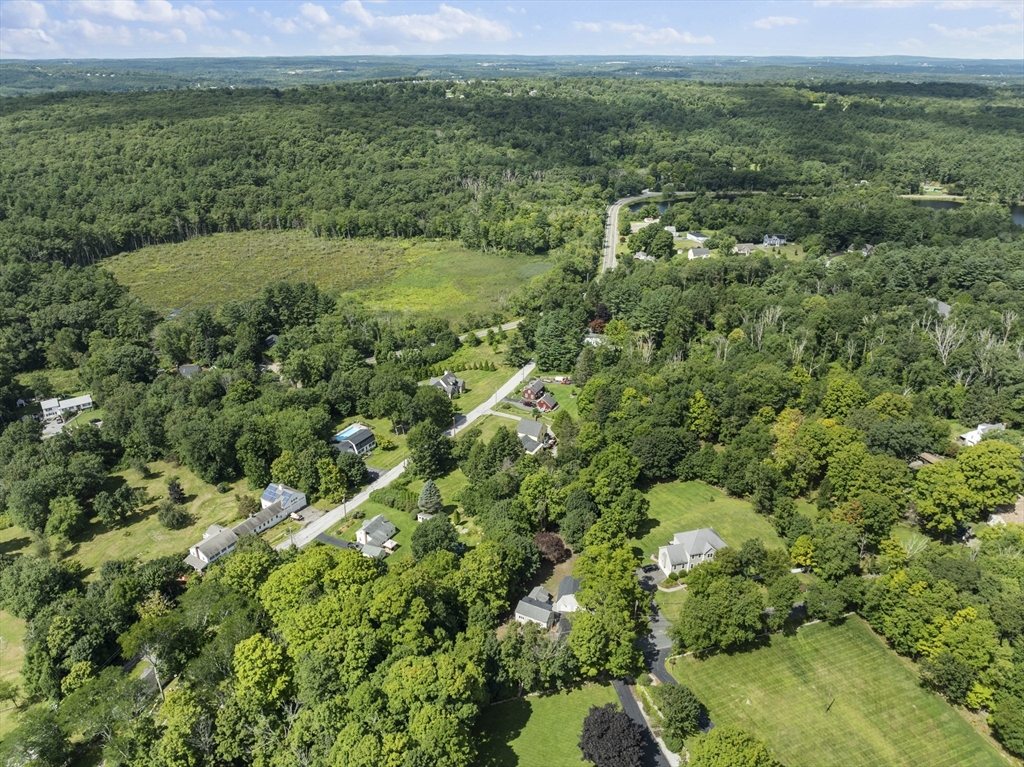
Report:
1,77,1022,269
0,75,1023,766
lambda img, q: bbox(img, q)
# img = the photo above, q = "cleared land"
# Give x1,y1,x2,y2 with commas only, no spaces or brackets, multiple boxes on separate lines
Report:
104,233,552,321
634,481,785,561
0,609,27,738
475,684,618,766
668,618,1009,767
0,460,247,577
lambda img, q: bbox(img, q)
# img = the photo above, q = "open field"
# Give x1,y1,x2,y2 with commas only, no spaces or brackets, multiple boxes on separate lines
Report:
668,618,1010,767
634,481,785,561
104,233,552,322
475,684,618,767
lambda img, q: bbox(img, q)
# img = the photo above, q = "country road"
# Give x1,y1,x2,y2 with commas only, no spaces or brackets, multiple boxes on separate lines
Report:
602,191,661,274
276,360,537,550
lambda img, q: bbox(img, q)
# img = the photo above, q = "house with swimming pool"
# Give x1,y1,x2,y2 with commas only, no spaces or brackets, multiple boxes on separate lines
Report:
333,422,377,455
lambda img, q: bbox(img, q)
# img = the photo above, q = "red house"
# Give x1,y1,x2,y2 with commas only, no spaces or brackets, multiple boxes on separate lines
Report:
522,379,545,401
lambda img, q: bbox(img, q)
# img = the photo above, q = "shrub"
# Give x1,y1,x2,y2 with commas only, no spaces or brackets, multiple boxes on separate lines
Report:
376,435,397,450
216,482,230,494
369,487,418,513
157,500,191,530
668,572,679,582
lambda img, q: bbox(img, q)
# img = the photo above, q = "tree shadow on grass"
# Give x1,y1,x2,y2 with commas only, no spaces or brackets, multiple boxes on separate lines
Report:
0,533,32,557
475,698,532,767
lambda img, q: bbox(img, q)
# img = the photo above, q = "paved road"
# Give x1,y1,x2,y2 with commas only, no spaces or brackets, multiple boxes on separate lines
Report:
460,319,521,342
602,192,660,274
277,361,537,550
612,679,672,767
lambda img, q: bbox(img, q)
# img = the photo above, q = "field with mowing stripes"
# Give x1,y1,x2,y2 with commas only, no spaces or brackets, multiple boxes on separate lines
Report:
668,618,1010,767
475,684,618,766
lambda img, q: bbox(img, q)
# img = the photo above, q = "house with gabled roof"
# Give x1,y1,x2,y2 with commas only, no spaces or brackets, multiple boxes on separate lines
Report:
763,234,787,247
536,392,558,413
333,423,377,455
356,514,395,548
428,370,466,399
522,379,546,401
688,247,711,260
658,528,727,576
515,586,556,628
517,418,549,455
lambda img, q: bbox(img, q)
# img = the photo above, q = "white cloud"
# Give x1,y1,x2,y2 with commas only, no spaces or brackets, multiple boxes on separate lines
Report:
300,3,333,25
0,25,57,57
572,20,713,45
69,1,209,27
929,21,1022,38
754,16,802,29
340,1,512,43
3,0,48,28
231,28,251,44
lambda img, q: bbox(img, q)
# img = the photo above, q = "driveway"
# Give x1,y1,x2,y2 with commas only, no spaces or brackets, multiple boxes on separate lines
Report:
612,679,671,767
636,568,679,686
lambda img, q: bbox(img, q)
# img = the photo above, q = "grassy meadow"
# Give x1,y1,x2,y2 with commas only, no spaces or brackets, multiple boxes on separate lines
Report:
0,460,249,578
475,684,618,767
669,618,1009,767
104,232,552,322
634,481,785,562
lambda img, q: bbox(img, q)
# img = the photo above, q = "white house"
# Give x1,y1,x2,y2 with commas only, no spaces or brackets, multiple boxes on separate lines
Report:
960,423,1006,447
333,423,377,455
514,586,556,628
658,528,727,576
41,394,94,421
260,483,307,515
688,247,711,260
186,524,239,570
686,231,710,244
184,483,306,570
356,514,397,549
763,234,787,247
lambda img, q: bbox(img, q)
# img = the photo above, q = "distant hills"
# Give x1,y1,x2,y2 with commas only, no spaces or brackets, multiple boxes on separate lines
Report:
2,54,1022,96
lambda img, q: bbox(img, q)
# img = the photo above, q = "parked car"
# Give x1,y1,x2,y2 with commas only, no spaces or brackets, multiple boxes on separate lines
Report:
289,512,304,522
641,564,659,573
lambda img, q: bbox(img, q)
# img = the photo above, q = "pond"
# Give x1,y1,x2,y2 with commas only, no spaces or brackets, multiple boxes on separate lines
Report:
908,198,1024,227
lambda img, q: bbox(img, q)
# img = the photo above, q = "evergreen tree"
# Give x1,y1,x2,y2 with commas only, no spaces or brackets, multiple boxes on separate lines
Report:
417,480,444,515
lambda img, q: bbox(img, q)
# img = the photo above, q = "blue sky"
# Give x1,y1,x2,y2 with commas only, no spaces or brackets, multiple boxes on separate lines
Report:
2,1,1022,60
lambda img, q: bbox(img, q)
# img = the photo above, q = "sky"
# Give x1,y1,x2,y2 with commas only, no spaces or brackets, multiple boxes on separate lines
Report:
2,0,1022,60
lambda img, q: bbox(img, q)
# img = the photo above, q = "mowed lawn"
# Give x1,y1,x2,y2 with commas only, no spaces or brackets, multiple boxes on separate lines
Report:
476,684,618,766
669,618,1009,767
105,232,552,322
634,481,784,561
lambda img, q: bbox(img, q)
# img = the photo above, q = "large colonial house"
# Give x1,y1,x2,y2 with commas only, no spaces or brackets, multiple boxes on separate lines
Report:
658,528,727,576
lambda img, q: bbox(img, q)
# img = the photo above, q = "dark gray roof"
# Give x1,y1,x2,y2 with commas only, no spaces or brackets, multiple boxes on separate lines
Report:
538,392,558,409
517,418,546,440
524,379,545,396
335,427,375,453
689,247,711,257
519,434,543,454
556,576,580,600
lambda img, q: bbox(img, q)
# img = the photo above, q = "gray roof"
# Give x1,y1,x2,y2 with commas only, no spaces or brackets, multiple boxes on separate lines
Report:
359,514,396,546
179,365,201,379
195,528,238,559
524,379,545,396
519,434,544,454
553,615,572,636
556,576,580,600
538,392,558,409
361,544,386,558
529,586,551,603
689,247,711,257
671,528,727,557
927,297,952,318
661,543,692,567
233,500,285,536
516,597,554,624
517,418,546,440
335,427,375,453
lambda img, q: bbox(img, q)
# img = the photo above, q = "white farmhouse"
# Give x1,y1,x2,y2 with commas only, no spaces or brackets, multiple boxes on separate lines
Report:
658,528,727,576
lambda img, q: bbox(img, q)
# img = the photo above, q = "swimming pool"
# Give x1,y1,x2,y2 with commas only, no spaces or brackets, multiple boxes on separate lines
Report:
334,423,365,441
